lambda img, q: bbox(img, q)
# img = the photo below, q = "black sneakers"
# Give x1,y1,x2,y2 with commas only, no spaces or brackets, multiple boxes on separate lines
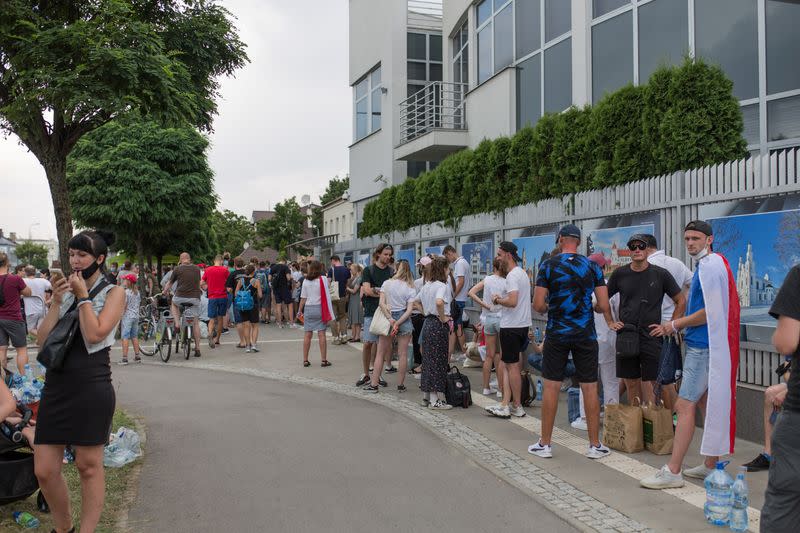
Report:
742,453,771,471
355,375,370,387
384,367,398,373
378,377,388,387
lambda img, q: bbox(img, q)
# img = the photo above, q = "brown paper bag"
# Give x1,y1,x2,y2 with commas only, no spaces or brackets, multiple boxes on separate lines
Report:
642,401,674,455
603,399,644,453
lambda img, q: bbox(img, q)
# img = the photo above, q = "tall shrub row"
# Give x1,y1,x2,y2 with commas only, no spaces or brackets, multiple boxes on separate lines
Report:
360,58,747,237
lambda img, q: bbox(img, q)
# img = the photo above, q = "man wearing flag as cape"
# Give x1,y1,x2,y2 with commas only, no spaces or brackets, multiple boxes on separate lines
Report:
641,220,740,489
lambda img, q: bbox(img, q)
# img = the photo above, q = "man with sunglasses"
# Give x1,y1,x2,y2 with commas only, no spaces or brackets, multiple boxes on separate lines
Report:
606,234,685,405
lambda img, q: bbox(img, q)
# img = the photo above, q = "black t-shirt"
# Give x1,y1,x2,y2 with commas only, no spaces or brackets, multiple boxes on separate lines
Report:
361,263,392,317
328,265,351,298
607,263,681,331
270,263,290,290
769,265,800,413
226,268,246,292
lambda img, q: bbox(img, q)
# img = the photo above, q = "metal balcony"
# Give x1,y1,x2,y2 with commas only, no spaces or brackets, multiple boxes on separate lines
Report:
398,82,468,147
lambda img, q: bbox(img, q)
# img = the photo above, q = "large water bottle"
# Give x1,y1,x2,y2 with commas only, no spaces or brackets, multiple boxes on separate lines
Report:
704,461,733,526
729,466,749,532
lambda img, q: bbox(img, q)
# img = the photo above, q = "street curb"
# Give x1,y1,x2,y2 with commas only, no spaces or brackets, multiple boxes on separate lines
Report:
154,360,653,533
113,411,147,533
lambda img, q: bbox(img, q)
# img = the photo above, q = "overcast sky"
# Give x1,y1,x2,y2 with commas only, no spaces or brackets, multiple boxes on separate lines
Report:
0,0,350,241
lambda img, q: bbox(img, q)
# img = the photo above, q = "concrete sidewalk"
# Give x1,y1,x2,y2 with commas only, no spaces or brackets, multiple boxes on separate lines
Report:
114,322,766,532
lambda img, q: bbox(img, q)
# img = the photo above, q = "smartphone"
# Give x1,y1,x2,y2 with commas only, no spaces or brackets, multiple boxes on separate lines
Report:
50,268,65,285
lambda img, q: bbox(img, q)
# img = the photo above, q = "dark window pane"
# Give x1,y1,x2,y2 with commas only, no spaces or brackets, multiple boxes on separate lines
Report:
741,104,759,146
408,61,427,81
768,95,800,142
430,63,443,81
371,88,382,131
544,38,572,112
766,0,800,94
407,84,425,98
517,53,542,129
695,0,758,100
593,0,629,19
494,4,513,71
430,35,443,61
477,0,492,26
545,0,571,42
408,161,427,178
478,24,492,83
592,11,633,104
516,0,541,59
408,33,427,60
462,47,469,85
638,0,688,83
453,56,462,83
356,98,368,139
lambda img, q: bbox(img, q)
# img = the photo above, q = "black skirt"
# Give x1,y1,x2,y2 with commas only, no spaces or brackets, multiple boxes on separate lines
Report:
420,315,450,393
35,328,115,447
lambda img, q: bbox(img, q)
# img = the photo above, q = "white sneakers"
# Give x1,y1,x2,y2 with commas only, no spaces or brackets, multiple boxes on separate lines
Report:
528,441,553,458
429,400,453,410
571,417,588,431
510,405,526,418
482,387,497,396
585,443,611,459
485,404,525,419
683,464,713,480
640,465,685,489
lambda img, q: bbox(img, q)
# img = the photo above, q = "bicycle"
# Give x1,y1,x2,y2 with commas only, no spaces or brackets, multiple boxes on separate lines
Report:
138,297,168,357
174,302,197,360
153,311,175,362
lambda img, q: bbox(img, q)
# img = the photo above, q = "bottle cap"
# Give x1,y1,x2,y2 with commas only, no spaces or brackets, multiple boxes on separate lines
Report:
716,460,730,469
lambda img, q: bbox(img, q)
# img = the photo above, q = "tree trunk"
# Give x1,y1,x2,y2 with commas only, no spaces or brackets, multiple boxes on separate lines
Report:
44,156,74,273
136,237,147,296
156,255,163,284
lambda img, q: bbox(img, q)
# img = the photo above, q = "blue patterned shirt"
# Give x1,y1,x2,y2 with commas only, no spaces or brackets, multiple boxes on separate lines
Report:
536,253,605,341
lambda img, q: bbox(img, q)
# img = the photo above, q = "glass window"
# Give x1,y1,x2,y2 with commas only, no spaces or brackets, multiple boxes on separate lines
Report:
638,0,688,84
408,33,427,60
766,0,800,95
768,95,800,142
544,37,571,112
593,0,629,19
371,88,382,131
354,65,381,142
741,104,759,146
430,35,443,62
494,4,513,71
517,53,542,129
477,0,492,26
370,67,381,87
478,25,492,83
408,161,428,178
545,0,571,42
494,0,510,12
516,0,541,59
408,84,425,98
592,11,633,104
356,98,368,140
408,61,427,81
355,78,368,100
695,0,758,100
453,20,469,86
430,63,443,81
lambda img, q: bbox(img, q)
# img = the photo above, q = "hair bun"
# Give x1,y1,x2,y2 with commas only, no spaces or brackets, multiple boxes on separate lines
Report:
95,229,116,248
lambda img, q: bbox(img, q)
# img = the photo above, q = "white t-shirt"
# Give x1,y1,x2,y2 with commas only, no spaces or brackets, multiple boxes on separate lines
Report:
381,279,417,312
480,274,507,321
300,277,326,306
412,277,424,315
647,250,693,323
452,256,471,301
23,277,51,317
416,280,451,316
499,266,532,329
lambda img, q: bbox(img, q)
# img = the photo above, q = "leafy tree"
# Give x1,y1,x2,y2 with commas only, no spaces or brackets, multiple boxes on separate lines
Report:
311,175,349,235
14,241,49,270
67,118,217,289
256,197,306,253
0,0,248,269
210,209,254,258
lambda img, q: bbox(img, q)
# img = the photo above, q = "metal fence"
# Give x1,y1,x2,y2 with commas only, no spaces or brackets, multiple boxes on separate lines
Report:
337,148,800,388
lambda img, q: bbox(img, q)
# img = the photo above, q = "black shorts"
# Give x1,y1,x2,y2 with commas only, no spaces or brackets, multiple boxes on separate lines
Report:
542,337,599,383
499,327,528,364
273,287,292,304
239,308,260,324
616,334,662,381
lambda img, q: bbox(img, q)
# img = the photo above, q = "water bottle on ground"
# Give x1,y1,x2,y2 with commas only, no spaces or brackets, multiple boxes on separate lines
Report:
533,327,541,344
729,466,749,532
704,461,733,526
536,379,543,401
13,511,40,528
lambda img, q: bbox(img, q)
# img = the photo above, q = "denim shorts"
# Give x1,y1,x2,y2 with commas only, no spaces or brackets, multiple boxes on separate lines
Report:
208,297,228,319
679,345,710,403
452,301,466,327
121,317,139,340
483,316,501,335
362,315,378,343
391,310,413,336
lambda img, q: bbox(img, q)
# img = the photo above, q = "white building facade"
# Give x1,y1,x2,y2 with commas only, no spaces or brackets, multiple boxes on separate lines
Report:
348,0,800,236
322,197,356,243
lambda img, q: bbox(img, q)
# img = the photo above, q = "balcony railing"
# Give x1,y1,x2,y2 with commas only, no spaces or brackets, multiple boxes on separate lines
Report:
399,82,468,146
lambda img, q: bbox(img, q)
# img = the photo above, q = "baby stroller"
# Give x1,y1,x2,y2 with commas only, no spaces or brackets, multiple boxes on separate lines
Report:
0,403,48,511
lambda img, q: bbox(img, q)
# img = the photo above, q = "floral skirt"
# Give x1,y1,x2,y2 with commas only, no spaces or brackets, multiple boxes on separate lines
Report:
420,316,449,393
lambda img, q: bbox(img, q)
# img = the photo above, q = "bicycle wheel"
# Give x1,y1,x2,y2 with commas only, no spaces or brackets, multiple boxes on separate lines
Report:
138,318,157,356
183,325,192,360
160,326,172,363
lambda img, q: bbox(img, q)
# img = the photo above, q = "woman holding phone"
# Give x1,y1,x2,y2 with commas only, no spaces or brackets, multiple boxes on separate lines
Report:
34,230,125,533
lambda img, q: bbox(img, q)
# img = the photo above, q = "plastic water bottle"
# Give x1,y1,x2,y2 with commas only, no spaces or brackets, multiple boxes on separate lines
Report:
13,511,40,528
533,327,541,343
729,467,749,532
536,379,543,401
704,461,733,526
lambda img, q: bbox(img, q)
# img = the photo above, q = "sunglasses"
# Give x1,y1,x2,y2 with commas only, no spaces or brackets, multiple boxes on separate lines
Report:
628,243,647,251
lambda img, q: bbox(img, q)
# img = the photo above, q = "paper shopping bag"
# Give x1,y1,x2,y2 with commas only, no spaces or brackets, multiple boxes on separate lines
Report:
642,401,674,455
603,399,644,453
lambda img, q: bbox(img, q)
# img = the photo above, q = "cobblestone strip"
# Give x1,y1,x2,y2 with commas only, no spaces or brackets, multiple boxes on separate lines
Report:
166,360,653,533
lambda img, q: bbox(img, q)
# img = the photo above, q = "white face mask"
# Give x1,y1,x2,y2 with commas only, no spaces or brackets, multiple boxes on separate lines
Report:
689,246,710,262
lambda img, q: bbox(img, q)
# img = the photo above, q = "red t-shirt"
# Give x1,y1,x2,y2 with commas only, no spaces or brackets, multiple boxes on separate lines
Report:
0,274,27,321
202,266,230,299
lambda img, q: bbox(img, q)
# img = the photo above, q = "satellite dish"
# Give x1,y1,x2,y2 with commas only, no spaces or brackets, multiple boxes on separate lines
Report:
301,194,311,206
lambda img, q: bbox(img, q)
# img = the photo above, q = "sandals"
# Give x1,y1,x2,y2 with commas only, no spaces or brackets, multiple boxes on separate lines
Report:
321,360,332,367
303,361,311,367
410,367,423,375
236,344,247,349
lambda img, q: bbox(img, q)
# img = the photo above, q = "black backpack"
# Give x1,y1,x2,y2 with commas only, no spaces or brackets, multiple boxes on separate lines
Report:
445,366,472,408
520,370,534,407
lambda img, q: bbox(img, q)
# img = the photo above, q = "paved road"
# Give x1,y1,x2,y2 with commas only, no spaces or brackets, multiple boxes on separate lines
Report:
116,365,577,533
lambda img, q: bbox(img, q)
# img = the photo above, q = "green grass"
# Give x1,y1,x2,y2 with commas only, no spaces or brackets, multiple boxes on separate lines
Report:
0,409,142,532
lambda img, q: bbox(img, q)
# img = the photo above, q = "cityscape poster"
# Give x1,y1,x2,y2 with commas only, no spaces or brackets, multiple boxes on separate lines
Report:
424,245,444,256
512,234,556,283
396,248,416,266
461,240,494,280
584,224,655,275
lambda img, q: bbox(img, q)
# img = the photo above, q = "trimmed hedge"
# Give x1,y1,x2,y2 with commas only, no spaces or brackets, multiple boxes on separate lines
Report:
360,58,747,237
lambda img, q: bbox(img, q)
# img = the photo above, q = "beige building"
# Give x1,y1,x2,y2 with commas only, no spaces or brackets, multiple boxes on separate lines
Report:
322,197,355,243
